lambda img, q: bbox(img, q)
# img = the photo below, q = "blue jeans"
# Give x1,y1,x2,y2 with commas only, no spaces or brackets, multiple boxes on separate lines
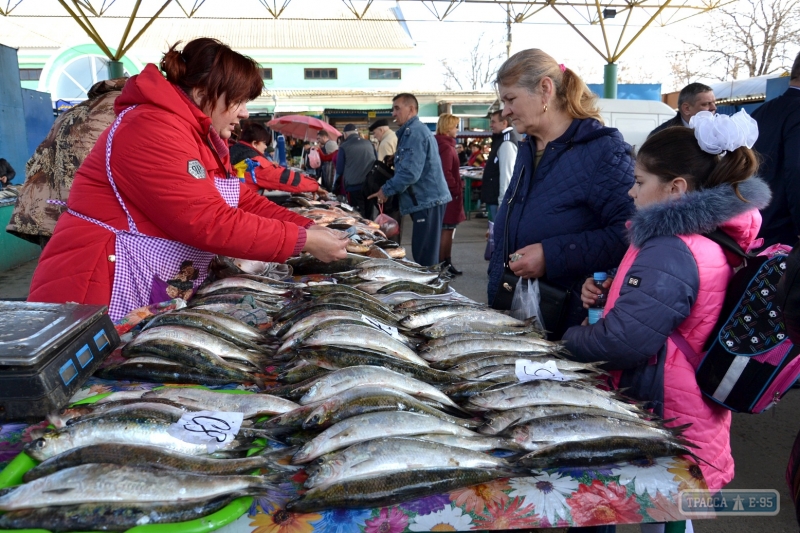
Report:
487,204,498,222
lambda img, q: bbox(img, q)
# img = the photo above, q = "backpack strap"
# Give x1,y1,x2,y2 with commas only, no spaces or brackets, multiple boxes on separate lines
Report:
669,331,699,359
702,228,757,259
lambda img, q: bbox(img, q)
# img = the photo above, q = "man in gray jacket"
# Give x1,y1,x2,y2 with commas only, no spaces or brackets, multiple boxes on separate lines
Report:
369,93,451,266
336,124,377,218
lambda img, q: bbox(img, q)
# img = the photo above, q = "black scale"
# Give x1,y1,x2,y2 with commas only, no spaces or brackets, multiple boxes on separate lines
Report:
0,302,120,421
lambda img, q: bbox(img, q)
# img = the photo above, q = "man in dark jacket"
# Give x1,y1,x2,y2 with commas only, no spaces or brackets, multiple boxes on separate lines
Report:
480,110,521,222
649,83,717,138
752,52,800,247
0,158,15,188
337,124,377,218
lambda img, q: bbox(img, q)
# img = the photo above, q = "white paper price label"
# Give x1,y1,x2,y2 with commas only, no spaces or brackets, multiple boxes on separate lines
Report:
361,314,404,342
168,410,244,452
515,359,567,382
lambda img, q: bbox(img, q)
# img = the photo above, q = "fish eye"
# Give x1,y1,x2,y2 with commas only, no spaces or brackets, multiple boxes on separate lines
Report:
35,438,46,449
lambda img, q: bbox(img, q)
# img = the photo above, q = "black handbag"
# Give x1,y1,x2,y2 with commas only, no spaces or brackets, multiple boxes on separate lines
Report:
362,160,394,197
490,164,572,338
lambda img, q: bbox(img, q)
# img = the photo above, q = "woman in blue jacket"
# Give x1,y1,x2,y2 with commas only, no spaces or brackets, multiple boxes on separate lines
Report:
488,49,635,339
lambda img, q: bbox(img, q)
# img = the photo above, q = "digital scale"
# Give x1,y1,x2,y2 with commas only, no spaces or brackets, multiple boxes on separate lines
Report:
0,302,120,421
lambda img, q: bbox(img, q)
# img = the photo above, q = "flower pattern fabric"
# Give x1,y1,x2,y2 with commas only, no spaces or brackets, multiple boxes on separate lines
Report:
508,473,578,525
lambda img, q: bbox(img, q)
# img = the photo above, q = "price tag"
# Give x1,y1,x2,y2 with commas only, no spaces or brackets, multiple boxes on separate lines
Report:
515,359,567,382
168,410,244,452
361,314,404,342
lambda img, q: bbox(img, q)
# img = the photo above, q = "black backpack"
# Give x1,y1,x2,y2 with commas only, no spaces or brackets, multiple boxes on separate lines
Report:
671,230,800,413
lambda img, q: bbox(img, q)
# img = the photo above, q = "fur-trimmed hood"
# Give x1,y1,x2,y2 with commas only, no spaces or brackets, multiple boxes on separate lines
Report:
628,177,771,248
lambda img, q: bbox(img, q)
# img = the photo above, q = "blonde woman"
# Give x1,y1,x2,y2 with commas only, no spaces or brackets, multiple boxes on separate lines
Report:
435,113,466,275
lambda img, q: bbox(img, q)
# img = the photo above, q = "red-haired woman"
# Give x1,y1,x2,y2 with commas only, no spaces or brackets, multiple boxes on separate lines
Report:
29,38,347,320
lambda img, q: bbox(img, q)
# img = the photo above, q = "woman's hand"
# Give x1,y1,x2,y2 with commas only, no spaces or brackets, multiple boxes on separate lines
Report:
302,226,348,262
508,243,546,279
581,276,613,308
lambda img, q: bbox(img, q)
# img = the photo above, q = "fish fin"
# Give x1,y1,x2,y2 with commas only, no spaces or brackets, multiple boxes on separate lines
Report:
666,422,693,437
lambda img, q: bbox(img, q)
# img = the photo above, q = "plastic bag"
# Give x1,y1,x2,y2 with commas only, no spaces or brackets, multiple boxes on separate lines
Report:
308,148,321,169
484,220,495,261
375,203,400,237
510,278,543,325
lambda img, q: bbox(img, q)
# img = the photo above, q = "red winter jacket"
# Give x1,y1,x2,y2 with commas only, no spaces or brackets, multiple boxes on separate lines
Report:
29,64,312,308
435,134,466,226
230,141,320,195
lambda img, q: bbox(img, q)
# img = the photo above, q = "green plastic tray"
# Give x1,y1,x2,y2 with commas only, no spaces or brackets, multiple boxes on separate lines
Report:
0,386,264,533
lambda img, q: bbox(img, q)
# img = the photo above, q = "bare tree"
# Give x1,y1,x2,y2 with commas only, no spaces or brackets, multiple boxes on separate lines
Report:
685,0,800,80
667,49,710,89
441,34,506,91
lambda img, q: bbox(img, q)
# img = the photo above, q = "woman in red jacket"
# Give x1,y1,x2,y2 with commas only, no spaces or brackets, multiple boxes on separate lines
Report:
435,113,466,276
29,38,347,320
230,121,320,195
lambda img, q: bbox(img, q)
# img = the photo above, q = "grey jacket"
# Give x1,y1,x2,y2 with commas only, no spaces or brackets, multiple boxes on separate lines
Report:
336,134,377,192
382,115,451,215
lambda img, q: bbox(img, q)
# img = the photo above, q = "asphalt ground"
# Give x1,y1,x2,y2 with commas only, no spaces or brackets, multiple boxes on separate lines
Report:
2,217,798,532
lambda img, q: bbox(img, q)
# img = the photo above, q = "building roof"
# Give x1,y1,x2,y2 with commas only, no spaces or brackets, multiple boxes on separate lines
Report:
710,73,784,104
0,9,415,51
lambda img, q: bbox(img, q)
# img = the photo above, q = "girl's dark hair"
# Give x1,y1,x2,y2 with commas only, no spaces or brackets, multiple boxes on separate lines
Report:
160,38,263,112
636,127,758,199
240,121,271,145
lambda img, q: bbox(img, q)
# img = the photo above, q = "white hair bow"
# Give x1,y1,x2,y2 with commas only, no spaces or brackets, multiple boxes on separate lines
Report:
689,110,759,155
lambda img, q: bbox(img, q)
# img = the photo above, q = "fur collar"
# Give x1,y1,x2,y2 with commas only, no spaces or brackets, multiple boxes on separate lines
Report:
628,177,771,248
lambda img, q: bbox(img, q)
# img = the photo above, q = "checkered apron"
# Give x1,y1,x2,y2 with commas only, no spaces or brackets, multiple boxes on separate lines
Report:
66,106,240,321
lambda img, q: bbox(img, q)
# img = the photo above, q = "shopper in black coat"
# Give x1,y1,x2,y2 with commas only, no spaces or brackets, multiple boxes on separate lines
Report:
751,52,800,247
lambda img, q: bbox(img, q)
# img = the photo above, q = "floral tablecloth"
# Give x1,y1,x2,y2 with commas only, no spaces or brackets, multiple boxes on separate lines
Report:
0,378,708,531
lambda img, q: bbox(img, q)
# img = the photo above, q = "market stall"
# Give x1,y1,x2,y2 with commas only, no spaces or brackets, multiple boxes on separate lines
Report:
0,196,706,532
459,167,484,220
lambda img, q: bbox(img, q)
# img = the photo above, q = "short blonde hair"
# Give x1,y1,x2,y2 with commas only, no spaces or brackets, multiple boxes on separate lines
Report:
436,113,459,135
496,49,602,123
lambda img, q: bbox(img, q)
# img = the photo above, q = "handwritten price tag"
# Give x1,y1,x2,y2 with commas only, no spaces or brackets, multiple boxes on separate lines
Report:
515,359,567,382
361,314,404,342
168,410,244,452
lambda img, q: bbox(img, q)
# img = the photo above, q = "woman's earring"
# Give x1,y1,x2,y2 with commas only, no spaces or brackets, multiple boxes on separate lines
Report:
543,104,548,113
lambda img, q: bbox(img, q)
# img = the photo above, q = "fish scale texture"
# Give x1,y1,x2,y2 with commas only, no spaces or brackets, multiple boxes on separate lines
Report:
487,118,635,310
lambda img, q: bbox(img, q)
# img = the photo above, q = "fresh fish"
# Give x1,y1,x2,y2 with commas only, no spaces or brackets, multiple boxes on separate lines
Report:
377,279,450,295
296,323,428,366
146,310,266,349
300,366,461,409
286,468,515,512
467,380,641,417
302,386,478,430
122,339,263,386
119,355,181,366
278,361,330,384
394,297,475,311
480,405,658,435
415,433,523,452
293,346,460,384
287,253,369,276
256,403,323,433
421,337,562,362
24,413,250,461
54,400,199,428
23,443,293,481
450,355,600,374
460,365,590,383
517,437,698,470
142,387,299,417
421,316,537,338
279,317,416,353
0,495,238,531
302,282,390,301
306,437,512,489
424,331,544,349
400,305,505,329
196,277,291,297
126,326,269,368
356,265,441,284
50,398,190,429
0,464,277,510
292,411,481,463
357,258,441,273
282,310,403,339
96,361,249,387
510,413,688,451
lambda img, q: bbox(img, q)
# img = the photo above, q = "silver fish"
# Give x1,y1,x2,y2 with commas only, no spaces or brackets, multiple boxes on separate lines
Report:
306,437,510,489
421,337,562,362
415,433,523,452
196,277,290,296
401,306,510,329
293,411,480,463
480,404,657,435
421,316,535,338
143,388,299,417
0,464,275,510
295,323,428,367
299,366,460,409
356,266,440,284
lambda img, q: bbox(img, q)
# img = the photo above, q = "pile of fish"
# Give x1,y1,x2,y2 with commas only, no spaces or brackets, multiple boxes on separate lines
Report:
284,196,405,258
1,250,705,528
0,389,302,530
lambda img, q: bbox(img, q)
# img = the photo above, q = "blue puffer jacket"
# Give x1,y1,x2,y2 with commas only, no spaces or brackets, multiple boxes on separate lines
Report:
382,116,452,215
487,118,635,326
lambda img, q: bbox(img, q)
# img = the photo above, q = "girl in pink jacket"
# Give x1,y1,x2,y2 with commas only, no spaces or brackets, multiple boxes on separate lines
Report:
563,112,770,493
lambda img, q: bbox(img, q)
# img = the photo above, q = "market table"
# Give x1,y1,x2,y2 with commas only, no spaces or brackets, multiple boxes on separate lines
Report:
460,168,483,220
0,376,707,532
